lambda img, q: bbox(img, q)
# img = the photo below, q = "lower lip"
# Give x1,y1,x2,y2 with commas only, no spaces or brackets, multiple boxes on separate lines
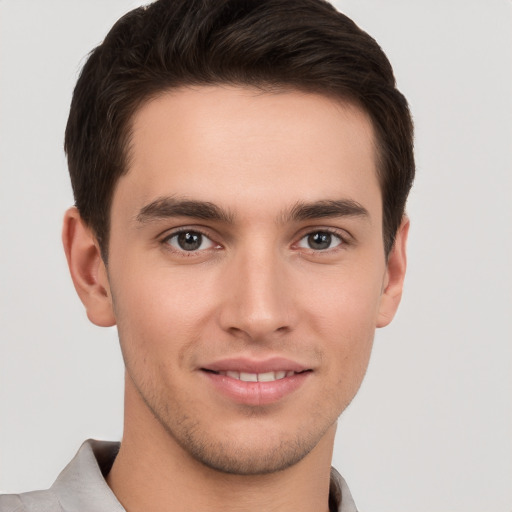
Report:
202,371,310,406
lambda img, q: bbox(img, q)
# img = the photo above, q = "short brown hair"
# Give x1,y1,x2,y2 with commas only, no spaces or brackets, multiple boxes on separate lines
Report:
65,0,414,258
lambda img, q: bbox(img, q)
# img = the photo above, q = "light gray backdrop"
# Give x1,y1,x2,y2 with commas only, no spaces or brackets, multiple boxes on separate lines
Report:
1,1,511,511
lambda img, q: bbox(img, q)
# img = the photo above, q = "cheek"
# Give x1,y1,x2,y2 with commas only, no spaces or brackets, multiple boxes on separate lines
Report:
110,268,215,370
317,304,375,412
304,259,385,333
302,262,383,386
115,260,217,324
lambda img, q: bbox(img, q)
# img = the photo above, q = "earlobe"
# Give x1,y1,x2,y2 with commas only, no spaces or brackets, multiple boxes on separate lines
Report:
376,217,409,328
62,207,116,327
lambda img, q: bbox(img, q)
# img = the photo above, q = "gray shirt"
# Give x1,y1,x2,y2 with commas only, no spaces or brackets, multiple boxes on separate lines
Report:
0,440,358,512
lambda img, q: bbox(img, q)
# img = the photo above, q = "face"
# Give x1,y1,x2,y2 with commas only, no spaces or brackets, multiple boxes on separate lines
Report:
95,86,404,475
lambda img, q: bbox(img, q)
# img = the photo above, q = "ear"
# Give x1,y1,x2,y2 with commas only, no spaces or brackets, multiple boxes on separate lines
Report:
376,216,409,328
62,207,116,327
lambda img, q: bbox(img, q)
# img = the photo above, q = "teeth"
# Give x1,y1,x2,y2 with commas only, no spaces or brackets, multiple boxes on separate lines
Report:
257,371,276,382
219,370,294,382
240,372,258,382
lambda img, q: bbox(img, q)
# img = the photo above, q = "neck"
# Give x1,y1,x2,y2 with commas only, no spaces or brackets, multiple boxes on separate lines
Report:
106,376,336,512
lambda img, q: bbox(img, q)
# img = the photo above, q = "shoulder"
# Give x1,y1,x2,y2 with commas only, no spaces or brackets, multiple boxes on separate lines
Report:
0,440,123,512
0,489,63,512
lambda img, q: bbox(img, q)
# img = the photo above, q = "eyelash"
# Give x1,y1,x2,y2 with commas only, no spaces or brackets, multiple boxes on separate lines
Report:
160,227,351,256
161,228,220,256
295,228,349,253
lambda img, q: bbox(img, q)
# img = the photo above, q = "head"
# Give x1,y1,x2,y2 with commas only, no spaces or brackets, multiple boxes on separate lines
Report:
64,0,414,261
63,0,414,477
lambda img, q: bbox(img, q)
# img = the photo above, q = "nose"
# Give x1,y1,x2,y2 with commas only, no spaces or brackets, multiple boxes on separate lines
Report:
218,243,297,341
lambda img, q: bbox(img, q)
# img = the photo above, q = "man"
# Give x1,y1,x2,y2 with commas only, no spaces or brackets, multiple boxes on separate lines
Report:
0,0,414,510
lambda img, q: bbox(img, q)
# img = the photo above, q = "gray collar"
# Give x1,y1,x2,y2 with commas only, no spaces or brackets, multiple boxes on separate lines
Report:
51,440,124,512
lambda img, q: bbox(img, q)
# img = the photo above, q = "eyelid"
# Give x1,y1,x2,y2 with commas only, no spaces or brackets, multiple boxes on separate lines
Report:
157,224,353,254
160,226,222,253
292,226,353,251
158,224,218,241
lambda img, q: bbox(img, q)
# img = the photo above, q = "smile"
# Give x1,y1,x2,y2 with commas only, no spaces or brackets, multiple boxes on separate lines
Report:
213,370,297,382
201,363,311,405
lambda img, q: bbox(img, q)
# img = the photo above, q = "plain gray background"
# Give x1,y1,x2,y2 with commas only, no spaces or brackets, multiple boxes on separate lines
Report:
1,1,511,511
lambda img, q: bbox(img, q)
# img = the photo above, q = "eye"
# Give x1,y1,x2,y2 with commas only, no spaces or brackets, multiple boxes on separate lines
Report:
165,230,217,252
297,231,343,251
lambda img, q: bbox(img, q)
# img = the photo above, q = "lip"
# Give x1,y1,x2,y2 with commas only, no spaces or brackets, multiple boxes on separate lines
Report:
200,357,312,406
203,356,309,374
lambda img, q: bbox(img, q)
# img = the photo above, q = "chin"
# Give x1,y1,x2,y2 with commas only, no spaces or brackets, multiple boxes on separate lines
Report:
154,405,337,476
174,430,321,475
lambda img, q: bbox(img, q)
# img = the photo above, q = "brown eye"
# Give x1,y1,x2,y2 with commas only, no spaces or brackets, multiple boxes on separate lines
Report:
166,231,215,252
178,232,202,251
298,231,342,251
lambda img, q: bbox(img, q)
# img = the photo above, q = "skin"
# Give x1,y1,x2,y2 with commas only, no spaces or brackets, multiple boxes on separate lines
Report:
63,86,408,512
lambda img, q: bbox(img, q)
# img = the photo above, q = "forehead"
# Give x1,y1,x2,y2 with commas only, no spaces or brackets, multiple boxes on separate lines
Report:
115,85,381,221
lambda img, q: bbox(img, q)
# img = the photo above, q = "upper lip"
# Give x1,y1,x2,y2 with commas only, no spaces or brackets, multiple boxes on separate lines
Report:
201,357,310,374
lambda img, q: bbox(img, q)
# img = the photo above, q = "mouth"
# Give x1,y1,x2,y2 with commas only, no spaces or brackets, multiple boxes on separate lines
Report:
200,359,312,405
202,369,309,382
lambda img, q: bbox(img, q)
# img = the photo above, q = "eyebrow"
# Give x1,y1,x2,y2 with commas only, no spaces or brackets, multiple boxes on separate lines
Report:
284,199,370,223
136,196,369,225
136,197,234,224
